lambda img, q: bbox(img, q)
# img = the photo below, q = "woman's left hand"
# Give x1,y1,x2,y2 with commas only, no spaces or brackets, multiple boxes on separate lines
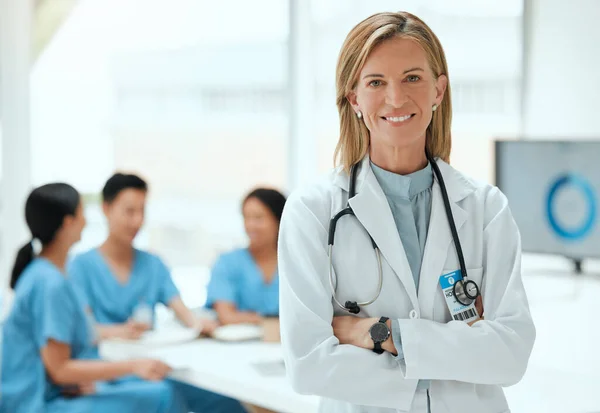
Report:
332,316,375,349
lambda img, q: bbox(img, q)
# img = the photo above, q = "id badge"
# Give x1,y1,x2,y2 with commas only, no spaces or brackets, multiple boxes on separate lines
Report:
439,270,479,323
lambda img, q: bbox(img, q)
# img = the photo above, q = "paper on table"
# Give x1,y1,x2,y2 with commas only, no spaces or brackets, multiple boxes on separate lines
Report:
139,326,200,346
212,324,264,342
108,325,200,347
145,346,193,370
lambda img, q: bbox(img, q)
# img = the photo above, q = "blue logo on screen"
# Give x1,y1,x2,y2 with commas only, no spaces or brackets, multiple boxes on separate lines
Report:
545,174,597,240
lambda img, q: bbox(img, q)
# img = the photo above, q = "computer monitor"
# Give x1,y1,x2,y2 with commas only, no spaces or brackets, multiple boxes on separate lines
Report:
494,140,600,270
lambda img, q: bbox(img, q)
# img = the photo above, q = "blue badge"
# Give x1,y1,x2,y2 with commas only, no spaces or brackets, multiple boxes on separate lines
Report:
439,270,479,322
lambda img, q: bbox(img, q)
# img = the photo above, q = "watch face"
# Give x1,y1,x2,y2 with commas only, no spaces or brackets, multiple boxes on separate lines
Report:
369,322,390,342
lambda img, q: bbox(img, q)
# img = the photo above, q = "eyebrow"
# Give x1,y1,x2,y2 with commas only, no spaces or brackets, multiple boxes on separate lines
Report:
403,67,424,74
362,67,425,80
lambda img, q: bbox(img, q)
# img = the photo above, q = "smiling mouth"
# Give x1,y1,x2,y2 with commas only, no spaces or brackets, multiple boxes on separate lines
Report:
381,114,415,124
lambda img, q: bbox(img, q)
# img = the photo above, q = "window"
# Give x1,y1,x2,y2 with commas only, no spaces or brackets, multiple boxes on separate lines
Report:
31,0,289,299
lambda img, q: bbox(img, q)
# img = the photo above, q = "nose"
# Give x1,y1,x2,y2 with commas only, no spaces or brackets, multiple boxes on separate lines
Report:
385,81,409,107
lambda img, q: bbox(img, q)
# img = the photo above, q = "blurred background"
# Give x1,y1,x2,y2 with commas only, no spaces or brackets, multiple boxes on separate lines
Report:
1,0,599,412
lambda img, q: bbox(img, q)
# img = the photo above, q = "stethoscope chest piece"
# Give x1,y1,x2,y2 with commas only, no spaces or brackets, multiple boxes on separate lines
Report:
452,278,480,306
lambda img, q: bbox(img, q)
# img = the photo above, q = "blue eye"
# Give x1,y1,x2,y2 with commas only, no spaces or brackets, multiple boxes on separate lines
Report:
406,75,420,83
368,79,383,87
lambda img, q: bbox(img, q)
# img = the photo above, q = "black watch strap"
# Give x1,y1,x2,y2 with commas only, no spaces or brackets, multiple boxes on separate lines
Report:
379,316,389,323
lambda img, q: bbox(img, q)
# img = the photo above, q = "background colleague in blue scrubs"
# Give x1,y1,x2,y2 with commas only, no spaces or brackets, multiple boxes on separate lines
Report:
69,173,246,413
70,173,215,338
0,183,185,413
206,188,286,325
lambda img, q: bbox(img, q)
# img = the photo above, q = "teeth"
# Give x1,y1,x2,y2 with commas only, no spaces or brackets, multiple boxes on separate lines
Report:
386,115,412,122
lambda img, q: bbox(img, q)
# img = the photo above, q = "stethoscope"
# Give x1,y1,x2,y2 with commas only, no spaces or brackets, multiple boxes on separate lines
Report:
327,151,480,314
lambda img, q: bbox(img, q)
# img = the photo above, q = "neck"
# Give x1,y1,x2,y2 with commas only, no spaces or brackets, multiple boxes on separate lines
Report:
369,139,427,175
100,235,134,262
39,242,70,272
249,242,277,261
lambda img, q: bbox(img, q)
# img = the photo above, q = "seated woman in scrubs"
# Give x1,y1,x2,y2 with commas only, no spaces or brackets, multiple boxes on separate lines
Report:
0,183,185,413
69,173,246,413
206,188,286,325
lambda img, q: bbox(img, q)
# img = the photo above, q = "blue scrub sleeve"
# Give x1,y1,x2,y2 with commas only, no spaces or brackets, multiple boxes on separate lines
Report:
205,255,237,308
34,278,76,349
156,258,180,306
67,258,91,308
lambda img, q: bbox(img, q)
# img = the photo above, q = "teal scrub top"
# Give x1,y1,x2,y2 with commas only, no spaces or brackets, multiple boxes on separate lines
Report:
205,248,279,316
0,259,97,413
69,249,180,325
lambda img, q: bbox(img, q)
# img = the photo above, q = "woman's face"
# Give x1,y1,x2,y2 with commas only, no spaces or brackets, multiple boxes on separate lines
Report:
63,202,87,244
243,197,279,250
347,37,447,154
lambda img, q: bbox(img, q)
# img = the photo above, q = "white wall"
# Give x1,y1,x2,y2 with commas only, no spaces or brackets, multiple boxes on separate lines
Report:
523,0,600,138
0,0,32,289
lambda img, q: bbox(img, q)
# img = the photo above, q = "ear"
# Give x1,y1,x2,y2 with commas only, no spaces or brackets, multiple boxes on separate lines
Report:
62,214,75,229
102,201,110,218
434,74,448,106
346,90,360,113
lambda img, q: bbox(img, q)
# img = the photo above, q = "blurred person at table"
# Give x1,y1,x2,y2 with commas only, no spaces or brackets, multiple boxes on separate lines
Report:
69,173,247,413
69,173,216,339
0,183,187,413
206,188,286,327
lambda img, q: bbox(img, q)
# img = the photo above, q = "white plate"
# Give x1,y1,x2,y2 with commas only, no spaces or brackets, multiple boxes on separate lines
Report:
140,326,201,346
110,326,200,347
212,323,264,342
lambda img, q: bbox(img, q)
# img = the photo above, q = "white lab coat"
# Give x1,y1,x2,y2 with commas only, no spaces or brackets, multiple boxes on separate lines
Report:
278,156,536,413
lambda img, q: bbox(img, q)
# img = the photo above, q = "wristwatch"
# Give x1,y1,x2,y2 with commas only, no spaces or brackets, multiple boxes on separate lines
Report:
369,316,390,354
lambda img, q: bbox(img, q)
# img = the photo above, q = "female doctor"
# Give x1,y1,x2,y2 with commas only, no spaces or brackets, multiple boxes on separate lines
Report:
278,11,536,413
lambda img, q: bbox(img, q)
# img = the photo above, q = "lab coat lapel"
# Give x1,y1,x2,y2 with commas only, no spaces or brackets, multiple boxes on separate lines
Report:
348,159,419,310
418,161,468,319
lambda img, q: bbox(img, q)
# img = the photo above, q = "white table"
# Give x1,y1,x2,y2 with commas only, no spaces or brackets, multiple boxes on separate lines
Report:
101,338,320,413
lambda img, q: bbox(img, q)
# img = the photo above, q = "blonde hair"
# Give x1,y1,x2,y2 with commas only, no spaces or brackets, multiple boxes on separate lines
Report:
334,12,452,172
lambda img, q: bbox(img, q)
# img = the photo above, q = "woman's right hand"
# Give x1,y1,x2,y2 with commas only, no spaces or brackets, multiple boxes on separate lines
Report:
131,359,172,381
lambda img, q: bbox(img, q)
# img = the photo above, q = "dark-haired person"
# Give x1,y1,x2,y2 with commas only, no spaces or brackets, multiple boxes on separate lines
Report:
69,173,246,413
206,188,287,325
0,183,186,413
70,173,214,337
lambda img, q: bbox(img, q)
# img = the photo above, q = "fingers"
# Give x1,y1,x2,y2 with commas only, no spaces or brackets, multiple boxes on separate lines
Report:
132,322,151,331
151,361,172,380
79,382,96,395
200,319,218,336
475,296,484,318
129,329,145,339
138,361,171,381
